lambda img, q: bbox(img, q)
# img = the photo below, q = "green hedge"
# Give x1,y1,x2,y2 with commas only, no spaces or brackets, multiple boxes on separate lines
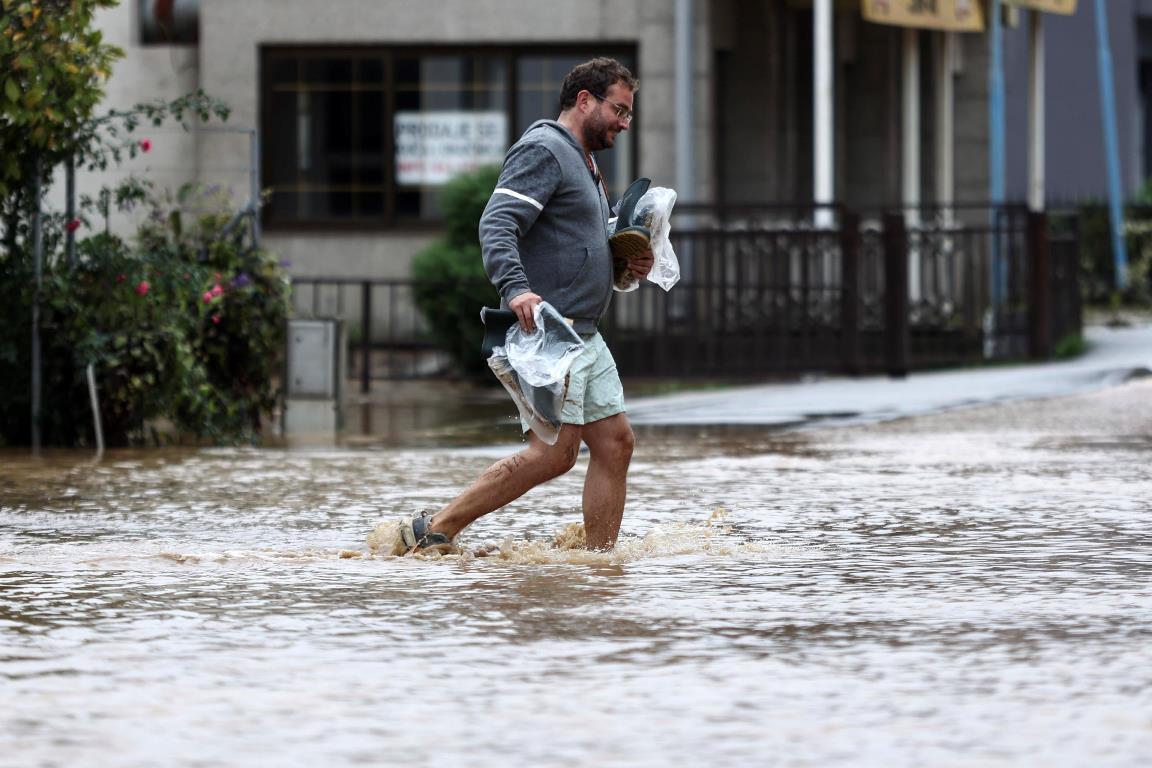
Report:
410,165,500,377
0,182,288,447
1071,203,1152,307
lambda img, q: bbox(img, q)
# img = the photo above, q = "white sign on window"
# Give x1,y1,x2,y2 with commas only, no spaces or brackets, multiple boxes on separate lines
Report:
395,111,508,186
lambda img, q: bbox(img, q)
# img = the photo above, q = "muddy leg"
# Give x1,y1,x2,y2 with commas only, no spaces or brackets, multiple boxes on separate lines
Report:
429,425,583,539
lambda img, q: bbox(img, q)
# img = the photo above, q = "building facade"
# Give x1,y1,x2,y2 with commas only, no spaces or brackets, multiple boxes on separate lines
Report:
77,0,1152,280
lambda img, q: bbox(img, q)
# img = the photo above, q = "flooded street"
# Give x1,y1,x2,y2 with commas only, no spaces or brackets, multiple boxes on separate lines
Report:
2,380,1151,767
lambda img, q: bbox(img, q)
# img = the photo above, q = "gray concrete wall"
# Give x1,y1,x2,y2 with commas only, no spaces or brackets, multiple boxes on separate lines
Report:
47,2,201,236
954,30,992,205
713,0,777,203
842,18,901,208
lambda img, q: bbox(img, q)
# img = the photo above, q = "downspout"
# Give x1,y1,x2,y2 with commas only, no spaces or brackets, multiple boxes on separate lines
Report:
1093,0,1129,291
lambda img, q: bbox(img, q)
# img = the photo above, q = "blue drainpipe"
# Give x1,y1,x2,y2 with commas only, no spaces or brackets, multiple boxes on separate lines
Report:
1094,0,1130,291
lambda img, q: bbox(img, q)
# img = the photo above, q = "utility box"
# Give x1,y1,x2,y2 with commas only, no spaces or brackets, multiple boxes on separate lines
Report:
287,319,342,397
283,318,345,437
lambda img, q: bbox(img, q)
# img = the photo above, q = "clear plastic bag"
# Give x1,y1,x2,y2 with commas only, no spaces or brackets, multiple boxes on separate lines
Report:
503,302,584,387
609,186,680,293
635,187,680,291
488,302,585,445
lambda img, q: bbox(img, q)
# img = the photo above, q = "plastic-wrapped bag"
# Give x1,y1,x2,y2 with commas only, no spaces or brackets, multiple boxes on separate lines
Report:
503,302,584,387
609,185,680,293
635,187,679,291
487,302,584,445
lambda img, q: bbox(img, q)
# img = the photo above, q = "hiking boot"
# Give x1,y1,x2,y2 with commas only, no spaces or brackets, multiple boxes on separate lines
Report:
398,511,456,555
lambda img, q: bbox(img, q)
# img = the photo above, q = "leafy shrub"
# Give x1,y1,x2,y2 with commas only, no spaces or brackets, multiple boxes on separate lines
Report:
1053,333,1086,360
1,2,246,447
0,181,288,446
1073,203,1152,306
410,165,500,377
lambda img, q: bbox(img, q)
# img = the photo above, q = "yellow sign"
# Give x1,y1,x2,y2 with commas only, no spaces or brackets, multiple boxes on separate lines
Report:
861,0,985,32
1004,0,1077,14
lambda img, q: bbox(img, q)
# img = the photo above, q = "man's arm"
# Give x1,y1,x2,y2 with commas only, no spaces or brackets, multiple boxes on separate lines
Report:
479,142,561,330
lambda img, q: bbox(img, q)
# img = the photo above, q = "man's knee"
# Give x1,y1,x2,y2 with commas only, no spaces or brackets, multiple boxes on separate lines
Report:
614,425,635,462
591,419,634,464
529,431,581,479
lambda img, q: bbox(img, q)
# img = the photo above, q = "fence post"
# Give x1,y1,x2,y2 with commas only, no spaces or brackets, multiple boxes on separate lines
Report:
839,211,861,375
1028,210,1052,359
883,212,910,378
31,158,43,452
1069,214,1084,336
360,282,372,394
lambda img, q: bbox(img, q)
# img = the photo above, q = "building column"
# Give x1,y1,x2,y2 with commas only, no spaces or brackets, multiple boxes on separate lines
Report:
1028,11,1045,212
675,0,695,203
935,32,955,219
903,28,921,299
902,28,921,222
814,0,834,226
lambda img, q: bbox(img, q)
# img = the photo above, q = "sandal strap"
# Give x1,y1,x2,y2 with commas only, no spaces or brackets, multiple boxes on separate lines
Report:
410,513,451,548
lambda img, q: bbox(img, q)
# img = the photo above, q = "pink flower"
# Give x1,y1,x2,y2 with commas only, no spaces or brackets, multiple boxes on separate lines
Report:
211,284,223,297
140,139,152,153
211,315,221,324
116,274,126,283
65,219,81,233
202,291,213,303
136,281,149,296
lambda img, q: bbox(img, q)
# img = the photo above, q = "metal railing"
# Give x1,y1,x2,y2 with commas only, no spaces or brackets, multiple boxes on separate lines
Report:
290,203,1082,386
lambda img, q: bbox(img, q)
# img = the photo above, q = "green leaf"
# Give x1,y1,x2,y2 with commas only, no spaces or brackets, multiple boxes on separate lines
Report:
4,78,18,103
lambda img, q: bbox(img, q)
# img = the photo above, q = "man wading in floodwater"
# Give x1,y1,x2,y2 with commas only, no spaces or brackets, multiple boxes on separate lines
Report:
396,57,653,553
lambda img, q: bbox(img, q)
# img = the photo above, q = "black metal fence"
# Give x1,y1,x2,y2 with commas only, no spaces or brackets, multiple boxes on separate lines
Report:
291,203,1082,388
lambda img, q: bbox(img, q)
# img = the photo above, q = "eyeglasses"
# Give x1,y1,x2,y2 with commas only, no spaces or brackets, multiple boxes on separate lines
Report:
591,92,633,123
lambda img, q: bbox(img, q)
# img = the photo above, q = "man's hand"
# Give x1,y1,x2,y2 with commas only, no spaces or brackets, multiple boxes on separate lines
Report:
509,291,543,332
629,248,655,280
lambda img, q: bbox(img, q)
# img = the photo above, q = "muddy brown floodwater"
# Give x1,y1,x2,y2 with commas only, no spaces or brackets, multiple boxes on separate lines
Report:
2,380,1151,767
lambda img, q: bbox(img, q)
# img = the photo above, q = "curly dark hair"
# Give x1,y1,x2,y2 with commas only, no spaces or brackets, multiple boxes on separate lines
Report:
558,58,638,110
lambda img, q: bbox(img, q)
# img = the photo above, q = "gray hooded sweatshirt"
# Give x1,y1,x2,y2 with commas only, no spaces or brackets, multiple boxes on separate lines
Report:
479,120,612,334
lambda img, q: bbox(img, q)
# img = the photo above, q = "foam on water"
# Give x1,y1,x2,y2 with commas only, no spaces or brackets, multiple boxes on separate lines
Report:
365,506,808,565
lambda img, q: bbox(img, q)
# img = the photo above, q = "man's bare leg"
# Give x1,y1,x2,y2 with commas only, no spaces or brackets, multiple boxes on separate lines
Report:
580,413,635,550
428,425,583,539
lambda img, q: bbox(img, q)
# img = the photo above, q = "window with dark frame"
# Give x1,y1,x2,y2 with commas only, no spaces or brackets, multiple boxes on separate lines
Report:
261,47,637,230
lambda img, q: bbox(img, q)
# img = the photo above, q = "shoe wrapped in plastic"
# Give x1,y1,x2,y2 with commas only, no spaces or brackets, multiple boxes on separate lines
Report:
487,301,584,445
608,180,680,293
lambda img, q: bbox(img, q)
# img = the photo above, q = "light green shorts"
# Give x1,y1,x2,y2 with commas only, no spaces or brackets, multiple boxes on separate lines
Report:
520,331,625,433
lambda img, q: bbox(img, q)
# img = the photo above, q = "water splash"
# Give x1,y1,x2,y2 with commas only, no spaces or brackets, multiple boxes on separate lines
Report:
364,506,798,565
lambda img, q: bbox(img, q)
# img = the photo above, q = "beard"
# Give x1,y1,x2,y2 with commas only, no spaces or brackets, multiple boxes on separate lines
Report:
584,110,617,152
